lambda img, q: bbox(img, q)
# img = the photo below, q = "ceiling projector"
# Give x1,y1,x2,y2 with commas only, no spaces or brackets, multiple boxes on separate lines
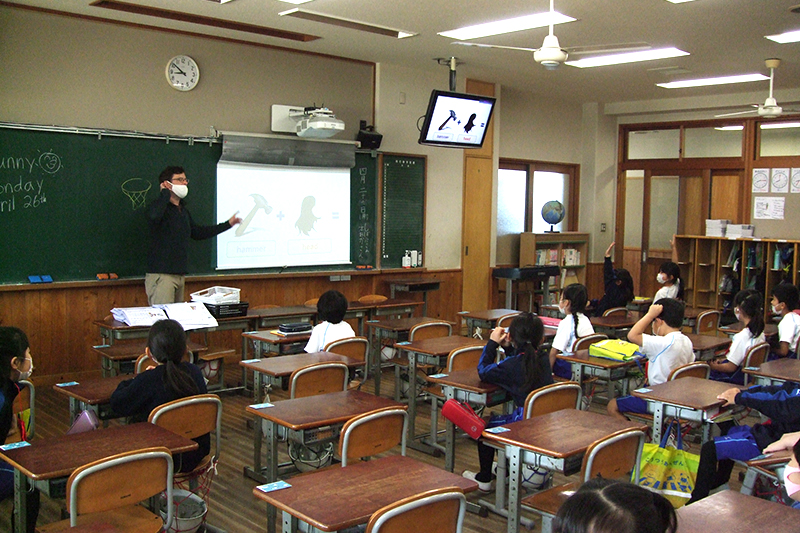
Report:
294,107,345,138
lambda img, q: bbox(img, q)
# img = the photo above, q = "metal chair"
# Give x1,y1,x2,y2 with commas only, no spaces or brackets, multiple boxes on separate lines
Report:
496,313,521,329
38,447,174,533
393,321,452,401
338,406,408,467
522,428,646,533
324,336,370,389
695,310,721,334
572,333,608,352
365,487,466,533
289,362,349,399
602,307,628,317
742,342,770,386
10,379,34,442
135,353,156,374
523,381,583,420
668,361,710,380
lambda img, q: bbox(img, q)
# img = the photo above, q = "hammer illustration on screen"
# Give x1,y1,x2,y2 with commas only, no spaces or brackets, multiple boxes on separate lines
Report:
235,193,272,237
438,110,457,130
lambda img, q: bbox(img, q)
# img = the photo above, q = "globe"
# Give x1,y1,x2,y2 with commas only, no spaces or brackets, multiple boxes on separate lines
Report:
541,200,565,232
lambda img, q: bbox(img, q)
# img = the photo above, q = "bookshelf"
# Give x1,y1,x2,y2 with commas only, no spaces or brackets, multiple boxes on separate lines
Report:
519,232,590,304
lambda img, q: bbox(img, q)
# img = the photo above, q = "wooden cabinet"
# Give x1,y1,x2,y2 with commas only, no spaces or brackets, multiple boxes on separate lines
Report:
519,232,590,303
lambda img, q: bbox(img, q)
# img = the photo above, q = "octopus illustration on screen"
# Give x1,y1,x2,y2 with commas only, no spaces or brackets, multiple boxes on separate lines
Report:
295,195,321,236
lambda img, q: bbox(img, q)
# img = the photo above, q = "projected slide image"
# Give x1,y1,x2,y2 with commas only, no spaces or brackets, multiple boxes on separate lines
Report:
424,95,492,145
216,161,351,270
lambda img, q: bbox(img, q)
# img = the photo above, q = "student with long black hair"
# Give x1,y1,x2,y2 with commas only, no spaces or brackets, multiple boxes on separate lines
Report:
654,261,684,301
110,319,209,471
462,313,553,492
709,290,765,383
550,283,595,379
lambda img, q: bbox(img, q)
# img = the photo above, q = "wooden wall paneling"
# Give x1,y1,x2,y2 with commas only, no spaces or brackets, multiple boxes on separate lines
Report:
622,247,642,296
585,263,604,303
678,175,704,236
710,172,743,223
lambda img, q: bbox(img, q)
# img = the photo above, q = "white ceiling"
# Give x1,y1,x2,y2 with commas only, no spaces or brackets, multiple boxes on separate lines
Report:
10,0,800,109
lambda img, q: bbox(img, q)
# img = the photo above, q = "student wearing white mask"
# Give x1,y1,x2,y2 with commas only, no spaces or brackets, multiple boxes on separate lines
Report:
145,166,242,305
653,261,683,302
549,283,594,379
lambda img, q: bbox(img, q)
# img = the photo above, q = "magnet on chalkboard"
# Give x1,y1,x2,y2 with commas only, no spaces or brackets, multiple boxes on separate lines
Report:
96,273,109,280
109,273,118,280
28,275,42,283
40,275,53,283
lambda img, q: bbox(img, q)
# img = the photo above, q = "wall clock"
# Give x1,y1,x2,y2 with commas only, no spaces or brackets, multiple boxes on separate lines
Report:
165,55,200,91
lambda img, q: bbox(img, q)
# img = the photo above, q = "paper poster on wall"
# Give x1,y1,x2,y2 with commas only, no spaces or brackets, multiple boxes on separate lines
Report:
791,168,800,193
752,168,769,193
753,196,785,220
771,168,790,193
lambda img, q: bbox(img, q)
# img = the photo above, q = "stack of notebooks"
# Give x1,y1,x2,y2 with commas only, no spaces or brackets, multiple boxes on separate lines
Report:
111,302,218,330
726,224,755,238
705,219,729,237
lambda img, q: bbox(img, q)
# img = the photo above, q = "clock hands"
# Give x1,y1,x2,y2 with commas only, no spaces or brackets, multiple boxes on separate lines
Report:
170,62,186,76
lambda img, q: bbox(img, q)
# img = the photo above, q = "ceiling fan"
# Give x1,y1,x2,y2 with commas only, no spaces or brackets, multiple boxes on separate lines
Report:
716,59,799,118
452,0,650,70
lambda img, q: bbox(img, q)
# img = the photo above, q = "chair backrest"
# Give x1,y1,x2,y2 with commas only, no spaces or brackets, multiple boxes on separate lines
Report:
148,394,222,463
668,361,710,381
573,333,609,352
324,336,369,364
496,313,521,329
447,346,484,372
365,487,466,533
695,310,721,334
602,307,628,317
743,342,771,385
12,379,34,440
409,321,452,342
135,353,156,374
304,298,319,308
358,294,388,305
289,362,349,399
581,428,646,484
338,407,408,467
523,382,582,420
67,446,174,528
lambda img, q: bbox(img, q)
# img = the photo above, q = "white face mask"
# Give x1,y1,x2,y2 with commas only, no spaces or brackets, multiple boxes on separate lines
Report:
17,357,33,381
734,310,742,322
171,184,188,199
772,304,781,315
657,273,667,284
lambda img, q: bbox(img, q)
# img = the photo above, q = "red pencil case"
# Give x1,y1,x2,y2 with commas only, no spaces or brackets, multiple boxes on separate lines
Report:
442,399,486,440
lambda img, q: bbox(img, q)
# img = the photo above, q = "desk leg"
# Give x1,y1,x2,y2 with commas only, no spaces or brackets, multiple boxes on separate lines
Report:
282,511,297,533
652,403,664,444
13,470,28,533
407,350,418,442
505,279,513,310
506,446,522,533
371,329,383,396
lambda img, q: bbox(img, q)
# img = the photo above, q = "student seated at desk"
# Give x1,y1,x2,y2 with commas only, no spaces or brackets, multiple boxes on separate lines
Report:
653,262,684,302
709,290,765,384
305,290,355,353
0,327,39,533
462,313,553,492
687,381,800,504
550,284,595,380
768,283,800,360
591,241,635,317
110,319,209,472
764,430,800,507
554,478,677,533
607,299,694,421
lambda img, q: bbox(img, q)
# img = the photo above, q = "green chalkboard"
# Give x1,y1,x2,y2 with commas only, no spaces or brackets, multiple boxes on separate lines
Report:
350,151,378,268
0,126,222,284
381,155,425,269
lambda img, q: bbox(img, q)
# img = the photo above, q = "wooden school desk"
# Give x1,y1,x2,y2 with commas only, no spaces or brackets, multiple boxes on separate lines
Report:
632,377,742,443
589,313,639,338
481,409,644,533
459,308,519,337
249,305,316,329
91,339,207,377
239,352,364,403
720,321,778,338
556,349,641,400
394,335,486,455
492,266,560,310
739,449,792,496
245,390,403,533
253,455,477,533
388,278,441,317
242,329,310,358
366,316,445,396
627,296,652,313
0,422,197,533
676,490,800,533
743,357,800,387
686,332,732,361
52,374,129,421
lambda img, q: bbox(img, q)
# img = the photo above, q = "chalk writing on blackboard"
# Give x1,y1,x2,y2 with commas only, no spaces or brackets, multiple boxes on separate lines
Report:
0,149,61,214
121,178,152,210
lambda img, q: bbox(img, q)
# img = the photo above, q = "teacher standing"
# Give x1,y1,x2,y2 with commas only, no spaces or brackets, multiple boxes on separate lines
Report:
145,166,242,305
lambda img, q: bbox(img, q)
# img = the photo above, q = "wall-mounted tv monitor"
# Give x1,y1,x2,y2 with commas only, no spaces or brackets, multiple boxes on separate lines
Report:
418,90,496,148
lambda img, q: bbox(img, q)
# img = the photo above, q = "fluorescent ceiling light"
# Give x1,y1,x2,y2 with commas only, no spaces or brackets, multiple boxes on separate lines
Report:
277,0,315,4
766,30,800,44
761,122,800,130
566,47,689,68
657,73,768,89
280,9,416,38
665,0,697,3
714,126,744,131
438,11,575,40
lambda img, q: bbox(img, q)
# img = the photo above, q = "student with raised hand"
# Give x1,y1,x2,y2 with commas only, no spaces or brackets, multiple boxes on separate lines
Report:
709,290,765,383
0,327,39,533
553,478,677,533
110,319,209,472
654,261,684,302
549,283,595,379
592,241,635,317
607,299,694,421
462,313,553,492
305,290,355,353
769,282,800,360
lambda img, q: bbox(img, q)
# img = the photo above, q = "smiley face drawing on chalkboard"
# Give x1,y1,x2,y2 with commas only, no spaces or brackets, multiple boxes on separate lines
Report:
295,196,320,236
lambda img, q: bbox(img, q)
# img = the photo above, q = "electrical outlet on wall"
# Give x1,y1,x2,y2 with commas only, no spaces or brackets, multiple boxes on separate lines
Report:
600,223,607,232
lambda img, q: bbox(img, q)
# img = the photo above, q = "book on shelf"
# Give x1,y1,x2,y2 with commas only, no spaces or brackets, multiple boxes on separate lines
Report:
561,269,579,288
548,249,559,265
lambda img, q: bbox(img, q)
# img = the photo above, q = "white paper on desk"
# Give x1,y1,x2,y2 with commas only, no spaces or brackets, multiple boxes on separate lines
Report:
111,307,168,326
155,302,219,330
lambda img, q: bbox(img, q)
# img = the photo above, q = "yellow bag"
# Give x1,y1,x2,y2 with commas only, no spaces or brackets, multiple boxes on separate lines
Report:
634,420,699,508
588,339,641,361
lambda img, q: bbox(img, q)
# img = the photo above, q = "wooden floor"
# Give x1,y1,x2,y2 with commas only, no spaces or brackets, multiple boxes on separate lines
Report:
8,365,746,533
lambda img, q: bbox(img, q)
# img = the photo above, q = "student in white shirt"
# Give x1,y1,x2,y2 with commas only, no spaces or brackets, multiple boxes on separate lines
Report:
709,290,765,384
305,290,355,353
769,283,800,360
549,283,595,379
653,261,683,302
607,298,694,420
